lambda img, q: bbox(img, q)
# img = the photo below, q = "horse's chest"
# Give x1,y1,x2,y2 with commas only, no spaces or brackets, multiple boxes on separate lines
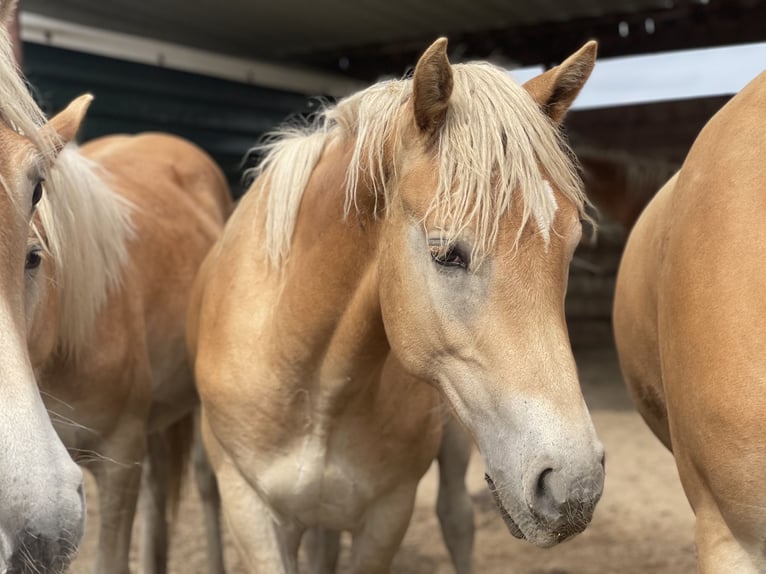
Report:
257,430,386,529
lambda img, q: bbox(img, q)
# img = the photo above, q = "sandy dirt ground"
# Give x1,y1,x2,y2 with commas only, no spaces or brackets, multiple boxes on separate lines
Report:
68,347,697,573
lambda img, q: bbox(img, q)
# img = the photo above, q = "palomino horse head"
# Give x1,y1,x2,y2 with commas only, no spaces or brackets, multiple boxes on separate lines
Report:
0,3,88,567
375,39,605,546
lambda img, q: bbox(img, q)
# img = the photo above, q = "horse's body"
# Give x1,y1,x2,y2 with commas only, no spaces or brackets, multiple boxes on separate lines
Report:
189,39,605,573
614,70,766,572
30,132,232,574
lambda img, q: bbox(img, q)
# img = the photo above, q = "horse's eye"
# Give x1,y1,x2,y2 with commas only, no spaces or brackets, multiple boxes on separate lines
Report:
25,247,42,271
32,179,44,207
430,244,468,269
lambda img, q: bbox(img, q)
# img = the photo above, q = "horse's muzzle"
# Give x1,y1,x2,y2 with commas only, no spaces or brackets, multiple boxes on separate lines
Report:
527,455,605,544
6,528,80,574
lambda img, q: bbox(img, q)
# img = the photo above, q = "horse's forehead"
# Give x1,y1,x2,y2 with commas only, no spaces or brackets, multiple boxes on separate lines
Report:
492,185,580,248
396,152,439,207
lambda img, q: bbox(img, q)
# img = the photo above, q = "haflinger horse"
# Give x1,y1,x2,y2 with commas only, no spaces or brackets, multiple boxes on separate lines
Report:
578,148,678,232
189,38,605,573
0,7,232,572
0,5,86,572
37,132,232,574
613,71,766,572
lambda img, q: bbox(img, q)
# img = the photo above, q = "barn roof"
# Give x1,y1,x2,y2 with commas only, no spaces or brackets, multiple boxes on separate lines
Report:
21,0,766,80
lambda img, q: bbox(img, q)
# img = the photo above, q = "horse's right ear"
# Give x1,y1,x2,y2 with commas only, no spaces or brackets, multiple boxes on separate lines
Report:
42,94,93,153
0,0,18,27
412,37,453,134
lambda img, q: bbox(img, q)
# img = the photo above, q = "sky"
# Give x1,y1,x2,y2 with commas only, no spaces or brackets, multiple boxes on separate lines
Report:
509,42,766,110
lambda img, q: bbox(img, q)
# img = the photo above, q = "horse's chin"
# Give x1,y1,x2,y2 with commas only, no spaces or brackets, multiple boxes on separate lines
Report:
484,474,525,540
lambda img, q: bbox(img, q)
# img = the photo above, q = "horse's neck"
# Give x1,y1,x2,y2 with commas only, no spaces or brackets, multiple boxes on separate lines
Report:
272,141,389,408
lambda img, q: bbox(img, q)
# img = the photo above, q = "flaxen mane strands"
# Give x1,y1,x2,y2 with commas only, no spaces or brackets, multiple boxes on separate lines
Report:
251,60,590,267
39,147,134,357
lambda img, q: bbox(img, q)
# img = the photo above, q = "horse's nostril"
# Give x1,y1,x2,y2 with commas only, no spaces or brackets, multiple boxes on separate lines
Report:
536,468,554,500
531,465,600,539
600,452,606,469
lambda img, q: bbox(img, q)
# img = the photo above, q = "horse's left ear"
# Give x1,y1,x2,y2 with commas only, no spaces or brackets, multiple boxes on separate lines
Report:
413,37,453,134
523,41,597,125
42,93,93,152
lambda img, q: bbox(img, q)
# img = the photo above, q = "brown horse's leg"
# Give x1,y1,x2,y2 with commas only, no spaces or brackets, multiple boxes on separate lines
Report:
695,504,764,574
140,432,169,574
304,527,341,574
88,419,146,574
193,412,225,574
436,415,474,574
203,413,302,573
218,461,302,573
348,481,418,574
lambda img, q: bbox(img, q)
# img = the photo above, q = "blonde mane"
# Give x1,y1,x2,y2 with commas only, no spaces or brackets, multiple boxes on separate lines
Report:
0,19,133,357
250,61,589,267
37,148,134,357
0,18,55,156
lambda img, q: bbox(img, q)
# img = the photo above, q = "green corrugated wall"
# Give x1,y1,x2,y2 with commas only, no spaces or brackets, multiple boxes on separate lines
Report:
23,42,317,197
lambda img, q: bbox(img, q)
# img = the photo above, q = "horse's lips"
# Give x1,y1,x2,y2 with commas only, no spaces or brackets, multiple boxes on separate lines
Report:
485,474,525,540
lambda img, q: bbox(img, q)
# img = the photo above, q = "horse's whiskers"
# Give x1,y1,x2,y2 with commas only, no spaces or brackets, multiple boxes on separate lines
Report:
65,447,134,468
47,411,97,435
39,390,75,412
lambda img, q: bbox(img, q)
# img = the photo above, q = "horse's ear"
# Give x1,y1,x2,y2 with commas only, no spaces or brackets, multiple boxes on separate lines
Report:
523,41,597,125
43,94,93,152
413,37,453,134
0,0,18,27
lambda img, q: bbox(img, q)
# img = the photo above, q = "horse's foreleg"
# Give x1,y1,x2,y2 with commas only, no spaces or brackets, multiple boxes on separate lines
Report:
694,503,766,574
436,416,474,574
88,420,147,574
304,527,341,574
348,482,418,574
204,414,301,573
193,412,225,574
139,431,169,574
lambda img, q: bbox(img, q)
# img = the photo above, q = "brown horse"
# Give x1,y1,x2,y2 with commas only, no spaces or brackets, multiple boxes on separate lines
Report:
40,134,231,574
614,69,766,572
578,148,678,232
0,12,233,573
189,38,605,573
0,5,87,571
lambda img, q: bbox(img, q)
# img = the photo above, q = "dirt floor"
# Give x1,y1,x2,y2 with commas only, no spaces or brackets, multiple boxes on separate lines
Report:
68,346,697,573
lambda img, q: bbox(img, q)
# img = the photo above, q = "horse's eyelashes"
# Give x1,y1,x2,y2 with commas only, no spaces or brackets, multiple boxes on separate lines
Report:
430,244,469,269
